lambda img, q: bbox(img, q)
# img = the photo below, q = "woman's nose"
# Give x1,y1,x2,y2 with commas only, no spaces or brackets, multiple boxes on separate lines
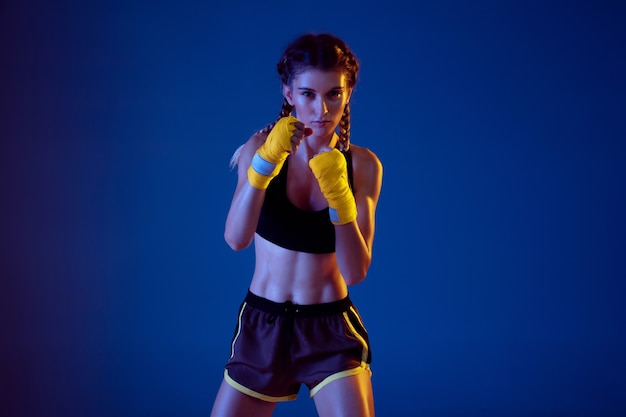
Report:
316,98,329,116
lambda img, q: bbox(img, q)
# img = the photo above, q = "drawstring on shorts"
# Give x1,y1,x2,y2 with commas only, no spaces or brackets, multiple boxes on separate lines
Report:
267,300,300,370
244,290,353,371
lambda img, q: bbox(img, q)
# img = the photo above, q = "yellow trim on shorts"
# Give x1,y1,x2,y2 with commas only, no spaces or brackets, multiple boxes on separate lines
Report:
310,309,372,397
229,302,247,359
309,362,371,397
224,369,299,403
349,306,366,331
344,308,370,364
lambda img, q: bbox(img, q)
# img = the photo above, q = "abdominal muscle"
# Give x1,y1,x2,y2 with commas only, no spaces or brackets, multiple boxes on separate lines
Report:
249,234,348,305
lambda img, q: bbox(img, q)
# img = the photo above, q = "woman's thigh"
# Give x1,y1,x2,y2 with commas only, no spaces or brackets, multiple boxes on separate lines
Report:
313,371,375,417
210,380,277,417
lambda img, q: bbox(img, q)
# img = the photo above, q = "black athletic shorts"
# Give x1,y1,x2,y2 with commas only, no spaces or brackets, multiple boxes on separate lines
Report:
223,290,372,402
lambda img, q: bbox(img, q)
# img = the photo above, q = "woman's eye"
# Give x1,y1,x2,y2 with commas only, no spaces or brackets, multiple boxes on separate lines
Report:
302,91,314,97
328,90,342,98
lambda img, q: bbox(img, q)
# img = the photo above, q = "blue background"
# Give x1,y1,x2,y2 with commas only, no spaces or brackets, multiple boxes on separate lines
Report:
2,1,625,416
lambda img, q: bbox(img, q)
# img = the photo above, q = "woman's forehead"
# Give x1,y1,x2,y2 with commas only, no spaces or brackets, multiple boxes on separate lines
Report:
292,69,347,87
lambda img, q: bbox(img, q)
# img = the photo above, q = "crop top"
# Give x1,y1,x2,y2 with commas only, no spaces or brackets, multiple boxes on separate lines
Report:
256,150,354,254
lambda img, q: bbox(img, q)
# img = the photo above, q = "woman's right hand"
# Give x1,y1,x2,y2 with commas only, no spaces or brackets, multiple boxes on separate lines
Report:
247,116,311,189
264,116,311,158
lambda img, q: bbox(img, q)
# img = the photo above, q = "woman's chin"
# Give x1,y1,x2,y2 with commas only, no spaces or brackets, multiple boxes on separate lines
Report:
309,127,335,140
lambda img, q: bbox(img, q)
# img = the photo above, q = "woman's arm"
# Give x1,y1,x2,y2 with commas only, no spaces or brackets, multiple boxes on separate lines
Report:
334,146,383,285
225,118,310,251
223,134,267,251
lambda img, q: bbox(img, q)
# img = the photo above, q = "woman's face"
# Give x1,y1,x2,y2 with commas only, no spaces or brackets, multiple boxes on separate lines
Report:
283,69,351,140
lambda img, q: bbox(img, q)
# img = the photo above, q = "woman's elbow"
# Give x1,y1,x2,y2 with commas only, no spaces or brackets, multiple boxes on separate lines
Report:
224,230,253,251
343,271,368,286
342,263,370,286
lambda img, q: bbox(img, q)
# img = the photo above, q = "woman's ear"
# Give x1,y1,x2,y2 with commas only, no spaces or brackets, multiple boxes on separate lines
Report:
283,84,294,106
346,88,353,105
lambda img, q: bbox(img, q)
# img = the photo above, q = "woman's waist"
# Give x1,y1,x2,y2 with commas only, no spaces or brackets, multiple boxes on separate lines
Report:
243,289,353,317
249,271,348,305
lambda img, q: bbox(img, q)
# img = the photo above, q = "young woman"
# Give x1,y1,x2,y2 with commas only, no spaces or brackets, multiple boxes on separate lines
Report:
210,33,383,417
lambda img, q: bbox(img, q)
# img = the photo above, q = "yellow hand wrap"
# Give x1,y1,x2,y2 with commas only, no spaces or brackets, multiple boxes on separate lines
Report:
247,116,298,189
309,149,357,225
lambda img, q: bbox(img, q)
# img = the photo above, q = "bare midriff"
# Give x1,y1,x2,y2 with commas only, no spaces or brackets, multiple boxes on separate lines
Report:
249,234,348,305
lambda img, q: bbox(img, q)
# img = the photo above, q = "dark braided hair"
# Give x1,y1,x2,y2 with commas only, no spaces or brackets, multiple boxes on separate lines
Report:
259,33,360,151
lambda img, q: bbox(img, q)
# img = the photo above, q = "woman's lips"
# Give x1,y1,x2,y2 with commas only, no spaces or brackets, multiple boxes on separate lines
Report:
311,121,331,128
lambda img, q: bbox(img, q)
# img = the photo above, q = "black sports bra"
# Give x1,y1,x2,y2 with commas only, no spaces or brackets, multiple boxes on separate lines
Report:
256,150,354,254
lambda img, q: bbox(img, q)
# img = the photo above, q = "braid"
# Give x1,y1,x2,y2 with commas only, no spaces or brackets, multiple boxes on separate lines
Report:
229,33,360,168
257,98,293,135
337,104,351,151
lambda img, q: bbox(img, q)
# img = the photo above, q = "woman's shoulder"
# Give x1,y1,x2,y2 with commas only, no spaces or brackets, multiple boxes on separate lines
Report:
229,130,269,169
349,144,383,174
348,144,383,197
246,130,269,150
